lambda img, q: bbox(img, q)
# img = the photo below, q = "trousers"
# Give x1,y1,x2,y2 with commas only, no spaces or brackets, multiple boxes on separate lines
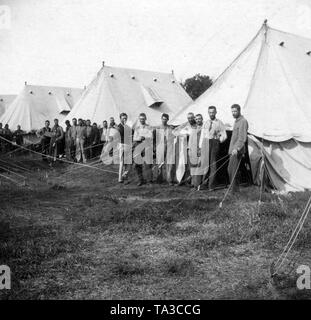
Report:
75,138,86,163
118,144,132,182
227,153,242,192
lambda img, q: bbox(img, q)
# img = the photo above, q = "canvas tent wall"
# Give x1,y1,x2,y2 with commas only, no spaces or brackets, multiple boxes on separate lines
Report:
63,65,193,127
0,85,83,132
171,22,311,192
0,95,17,118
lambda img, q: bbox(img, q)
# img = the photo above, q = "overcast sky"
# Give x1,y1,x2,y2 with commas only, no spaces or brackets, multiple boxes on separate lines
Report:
0,0,310,94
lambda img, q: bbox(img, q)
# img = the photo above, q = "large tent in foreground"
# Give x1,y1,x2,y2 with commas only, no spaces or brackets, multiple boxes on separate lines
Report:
0,95,17,118
0,84,83,132
63,65,193,127
172,21,311,192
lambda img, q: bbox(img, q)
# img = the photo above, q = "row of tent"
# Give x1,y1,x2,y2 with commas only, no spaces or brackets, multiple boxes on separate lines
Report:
1,22,311,192
0,66,193,131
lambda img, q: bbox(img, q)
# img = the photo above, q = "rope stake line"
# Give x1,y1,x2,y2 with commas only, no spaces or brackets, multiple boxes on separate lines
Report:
0,158,31,173
0,135,118,175
0,164,26,180
0,172,24,186
164,156,232,216
274,196,311,268
257,135,266,215
129,155,231,213
271,194,311,276
219,157,242,208
198,156,230,190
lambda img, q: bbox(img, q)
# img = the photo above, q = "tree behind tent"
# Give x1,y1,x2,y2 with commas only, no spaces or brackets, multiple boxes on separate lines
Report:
181,74,213,100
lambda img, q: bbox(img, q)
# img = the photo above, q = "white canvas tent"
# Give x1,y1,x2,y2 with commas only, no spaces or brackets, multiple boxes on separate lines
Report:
0,84,83,132
63,65,193,127
171,22,311,192
0,95,17,118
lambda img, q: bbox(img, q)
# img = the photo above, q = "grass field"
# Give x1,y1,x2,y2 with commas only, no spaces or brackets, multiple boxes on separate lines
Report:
1,156,311,300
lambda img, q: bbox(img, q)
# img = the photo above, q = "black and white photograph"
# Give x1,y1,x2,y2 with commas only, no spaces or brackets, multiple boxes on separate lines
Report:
1,0,311,304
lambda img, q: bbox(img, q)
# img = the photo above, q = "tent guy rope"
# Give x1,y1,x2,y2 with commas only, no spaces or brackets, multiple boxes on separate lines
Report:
0,135,119,175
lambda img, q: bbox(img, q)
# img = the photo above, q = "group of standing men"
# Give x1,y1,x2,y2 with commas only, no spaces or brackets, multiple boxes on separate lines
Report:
106,103,248,192
36,117,117,163
171,104,248,192
0,123,26,153
9,103,248,192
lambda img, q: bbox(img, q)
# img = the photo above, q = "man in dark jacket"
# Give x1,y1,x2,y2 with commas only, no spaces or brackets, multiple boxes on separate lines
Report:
13,125,25,146
91,122,101,157
37,120,52,161
85,119,94,160
227,104,248,193
64,120,72,160
117,113,133,184
2,124,12,152
50,118,64,161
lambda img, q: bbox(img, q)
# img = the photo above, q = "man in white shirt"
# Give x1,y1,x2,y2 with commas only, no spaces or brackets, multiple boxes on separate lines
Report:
199,106,227,190
133,113,153,186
